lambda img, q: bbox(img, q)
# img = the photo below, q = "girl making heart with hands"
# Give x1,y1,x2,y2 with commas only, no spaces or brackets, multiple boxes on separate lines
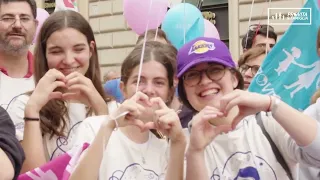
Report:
70,41,186,180
177,37,320,180
7,10,111,173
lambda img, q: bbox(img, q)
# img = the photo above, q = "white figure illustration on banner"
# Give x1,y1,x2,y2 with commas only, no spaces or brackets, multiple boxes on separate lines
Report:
26,168,58,180
284,60,320,98
274,47,305,75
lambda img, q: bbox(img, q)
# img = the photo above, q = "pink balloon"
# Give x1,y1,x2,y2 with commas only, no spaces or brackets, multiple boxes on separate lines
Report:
33,8,50,44
204,19,220,39
123,0,168,35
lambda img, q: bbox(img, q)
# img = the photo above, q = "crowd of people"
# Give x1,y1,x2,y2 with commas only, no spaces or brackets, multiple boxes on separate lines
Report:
0,0,320,180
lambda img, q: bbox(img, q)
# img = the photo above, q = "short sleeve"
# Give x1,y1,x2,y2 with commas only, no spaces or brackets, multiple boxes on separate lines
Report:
304,98,320,121
73,115,109,148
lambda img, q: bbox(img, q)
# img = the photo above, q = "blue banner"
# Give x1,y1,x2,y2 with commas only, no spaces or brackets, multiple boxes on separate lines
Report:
248,0,320,111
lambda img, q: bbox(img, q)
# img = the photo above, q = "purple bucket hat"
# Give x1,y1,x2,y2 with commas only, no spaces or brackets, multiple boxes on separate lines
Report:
177,37,236,78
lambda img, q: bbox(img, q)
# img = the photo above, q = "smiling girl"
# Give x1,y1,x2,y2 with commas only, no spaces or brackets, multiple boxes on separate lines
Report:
177,37,320,180
69,41,186,180
7,10,111,173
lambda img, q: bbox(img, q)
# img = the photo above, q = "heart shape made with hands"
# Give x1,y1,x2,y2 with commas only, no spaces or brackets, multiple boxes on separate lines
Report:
117,97,176,134
49,72,92,104
196,104,242,133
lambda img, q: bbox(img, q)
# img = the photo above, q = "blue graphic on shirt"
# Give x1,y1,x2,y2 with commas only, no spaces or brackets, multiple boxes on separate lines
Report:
211,151,277,180
110,163,161,180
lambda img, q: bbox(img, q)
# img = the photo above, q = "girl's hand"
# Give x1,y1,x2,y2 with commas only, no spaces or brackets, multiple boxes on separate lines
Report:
27,69,66,112
109,92,151,130
219,89,271,129
62,72,108,115
188,106,231,152
149,97,185,144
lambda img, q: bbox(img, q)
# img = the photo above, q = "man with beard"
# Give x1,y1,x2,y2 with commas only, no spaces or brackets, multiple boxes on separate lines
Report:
0,0,38,110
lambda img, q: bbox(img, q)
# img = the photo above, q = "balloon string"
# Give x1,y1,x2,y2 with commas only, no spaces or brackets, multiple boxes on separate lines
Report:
244,0,255,50
154,7,161,41
265,0,272,55
183,0,186,45
135,0,154,93
105,0,155,138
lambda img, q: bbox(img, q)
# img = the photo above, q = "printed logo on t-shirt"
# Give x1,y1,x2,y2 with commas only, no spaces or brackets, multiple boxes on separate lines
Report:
211,151,277,180
109,163,162,180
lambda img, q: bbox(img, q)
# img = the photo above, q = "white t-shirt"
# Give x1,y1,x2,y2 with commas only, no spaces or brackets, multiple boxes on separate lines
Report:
100,130,167,180
185,113,320,180
7,95,87,160
0,72,34,110
299,99,320,180
73,113,169,180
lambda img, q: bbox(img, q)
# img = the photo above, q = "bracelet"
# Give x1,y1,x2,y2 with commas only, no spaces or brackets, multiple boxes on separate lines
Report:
113,118,119,131
24,117,40,121
271,97,281,115
108,114,119,131
266,96,272,112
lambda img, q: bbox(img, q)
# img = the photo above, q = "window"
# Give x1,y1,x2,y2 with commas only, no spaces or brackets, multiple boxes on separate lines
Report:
44,0,55,14
201,1,229,48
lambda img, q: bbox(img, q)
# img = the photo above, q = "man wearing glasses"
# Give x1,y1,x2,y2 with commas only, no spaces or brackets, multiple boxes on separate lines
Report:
241,24,277,52
0,0,38,110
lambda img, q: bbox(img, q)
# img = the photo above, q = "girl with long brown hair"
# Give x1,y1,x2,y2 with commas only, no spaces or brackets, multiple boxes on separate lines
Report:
7,10,111,173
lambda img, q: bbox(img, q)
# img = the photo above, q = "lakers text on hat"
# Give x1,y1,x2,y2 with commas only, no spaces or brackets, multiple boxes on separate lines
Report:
188,40,215,55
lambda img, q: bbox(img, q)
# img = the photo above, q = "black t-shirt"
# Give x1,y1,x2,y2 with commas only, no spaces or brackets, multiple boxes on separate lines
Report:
0,106,25,179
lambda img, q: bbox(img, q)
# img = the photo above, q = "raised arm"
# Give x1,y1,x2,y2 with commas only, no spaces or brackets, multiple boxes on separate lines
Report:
70,92,149,179
69,118,115,180
19,69,67,173
150,97,187,180
220,90,320,166
184,106,231,180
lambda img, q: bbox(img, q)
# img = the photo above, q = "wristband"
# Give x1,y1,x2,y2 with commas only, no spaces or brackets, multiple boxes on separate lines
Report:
266,96,272,112
108,114,119,131
24,117,40,121
271,96,281,115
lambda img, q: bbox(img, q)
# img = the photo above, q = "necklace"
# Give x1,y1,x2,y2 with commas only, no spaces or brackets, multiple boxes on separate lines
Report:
140,132,151,164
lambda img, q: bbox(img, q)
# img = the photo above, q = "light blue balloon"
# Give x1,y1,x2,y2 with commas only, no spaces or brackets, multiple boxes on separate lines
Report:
162,3,205,50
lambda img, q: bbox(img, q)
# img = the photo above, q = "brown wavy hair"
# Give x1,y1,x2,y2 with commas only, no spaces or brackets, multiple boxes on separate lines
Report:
238,46,267,68
33,10,110,138
121,41,177,105
136,29,171,45
120,41,177,138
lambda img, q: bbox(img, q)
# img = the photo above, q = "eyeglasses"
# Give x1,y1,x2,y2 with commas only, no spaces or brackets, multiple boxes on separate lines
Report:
239,64,260,76
183,65,227,86
249,24,275,32
0,16,34,27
